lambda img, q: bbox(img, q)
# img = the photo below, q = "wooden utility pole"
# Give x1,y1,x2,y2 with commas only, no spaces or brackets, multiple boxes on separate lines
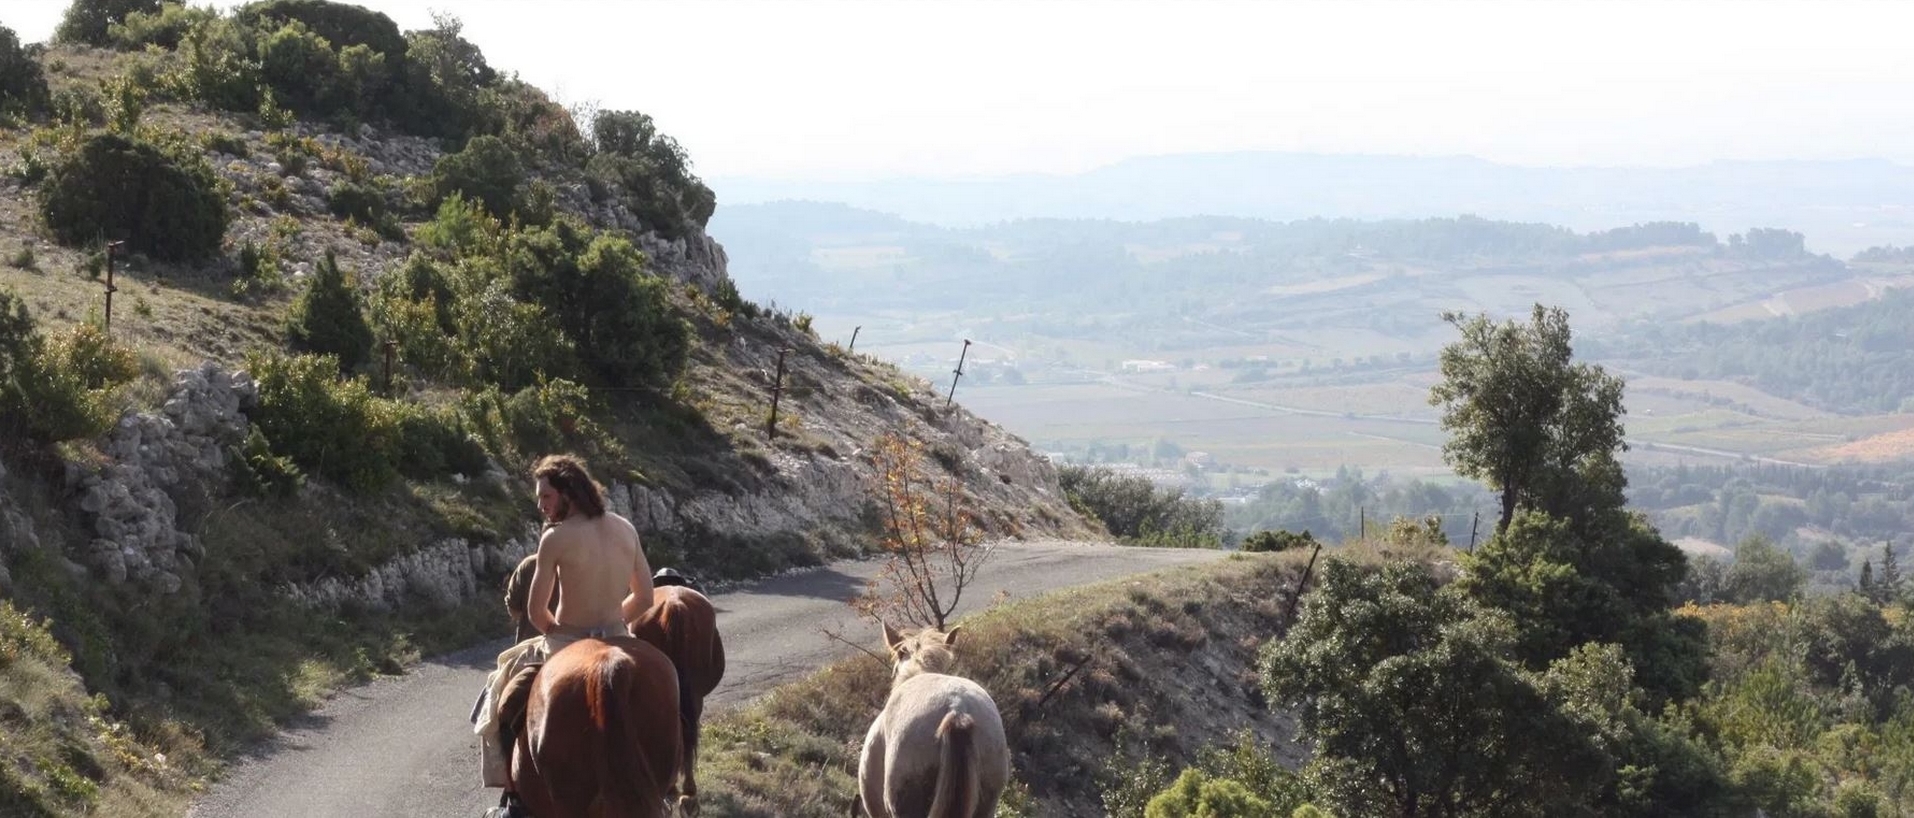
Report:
945,339,972,408
766,347,790,439
1468,511,1481,552
847,325,861,354
102,241,124,336
1359,506,1366,540
382,340,397,395
1282,539,1325,627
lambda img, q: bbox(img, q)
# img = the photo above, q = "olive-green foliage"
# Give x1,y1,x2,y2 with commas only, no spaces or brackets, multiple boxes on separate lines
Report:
247,351,398,490
1145,769,1279,818
285,250,373,371
173,14,260,111
0,292,138,449
1462,509,1705,705
1430,304,1627,534
107,2,217,50
1719,534,1807,604
232,0,406,61
55,0,162,46
1240,529,1316,553
245,352,479,490
0,25,50,116
587,109,717,240
459,378,611,467
386,14,496,140
1262,559,1624,816
327,179,385,223
431,134,521,218
1058,464,1224,547
39,132,229,261
504,218,687,388
230,425,303,498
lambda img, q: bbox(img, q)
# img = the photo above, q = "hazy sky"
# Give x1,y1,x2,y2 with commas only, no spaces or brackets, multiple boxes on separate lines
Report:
8,0,1913,180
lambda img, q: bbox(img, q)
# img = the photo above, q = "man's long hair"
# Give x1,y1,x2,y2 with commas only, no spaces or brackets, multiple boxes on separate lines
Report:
533,454,607,520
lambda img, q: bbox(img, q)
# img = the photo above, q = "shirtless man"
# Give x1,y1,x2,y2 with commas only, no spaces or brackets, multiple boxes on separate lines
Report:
477,454,654,810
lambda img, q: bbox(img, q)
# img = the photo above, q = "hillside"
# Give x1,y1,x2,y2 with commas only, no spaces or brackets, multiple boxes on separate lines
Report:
0,5,1092,814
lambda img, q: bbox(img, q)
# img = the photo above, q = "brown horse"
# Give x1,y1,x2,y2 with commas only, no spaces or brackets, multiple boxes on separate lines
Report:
505,555,728,814
629,584,727,816
509,636,683,818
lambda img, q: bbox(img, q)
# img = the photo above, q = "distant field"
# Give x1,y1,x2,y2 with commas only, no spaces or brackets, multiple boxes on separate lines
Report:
1799,424,1914,464
1684,274,1914,324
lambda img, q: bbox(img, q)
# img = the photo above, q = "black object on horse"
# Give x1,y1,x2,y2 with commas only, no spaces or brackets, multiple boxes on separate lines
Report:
653,566,700,592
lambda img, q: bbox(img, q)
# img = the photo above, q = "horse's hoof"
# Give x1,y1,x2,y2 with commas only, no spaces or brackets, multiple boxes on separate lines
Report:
678,794,700,817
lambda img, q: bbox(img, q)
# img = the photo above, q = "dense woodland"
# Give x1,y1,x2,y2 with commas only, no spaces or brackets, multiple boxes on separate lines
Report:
1591,289,1914,415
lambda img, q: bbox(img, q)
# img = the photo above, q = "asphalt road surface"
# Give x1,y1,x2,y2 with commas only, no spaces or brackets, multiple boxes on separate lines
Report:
187,540,1227,818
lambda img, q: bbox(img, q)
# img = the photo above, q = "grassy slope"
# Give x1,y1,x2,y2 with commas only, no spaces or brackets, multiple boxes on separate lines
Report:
695,551,1313,817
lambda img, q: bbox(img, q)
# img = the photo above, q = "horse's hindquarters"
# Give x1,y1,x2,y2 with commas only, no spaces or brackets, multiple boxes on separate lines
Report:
521,638,683,818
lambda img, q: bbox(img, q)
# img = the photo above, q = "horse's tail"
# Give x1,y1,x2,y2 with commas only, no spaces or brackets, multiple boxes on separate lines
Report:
587,647,657,814
928,711,979,818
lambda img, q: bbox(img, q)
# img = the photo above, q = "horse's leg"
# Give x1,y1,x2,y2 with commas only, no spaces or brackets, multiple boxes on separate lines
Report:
856,718,888,818
677,696,704,816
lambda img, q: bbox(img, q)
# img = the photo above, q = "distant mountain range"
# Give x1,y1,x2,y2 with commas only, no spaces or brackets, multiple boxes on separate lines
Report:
710,152,1914,256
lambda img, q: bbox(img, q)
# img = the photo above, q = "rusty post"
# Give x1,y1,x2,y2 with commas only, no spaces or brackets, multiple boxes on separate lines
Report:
945,339,972,408
1282,539,1324,627
382,339,397,395
767,347,789,439
102,240,124,336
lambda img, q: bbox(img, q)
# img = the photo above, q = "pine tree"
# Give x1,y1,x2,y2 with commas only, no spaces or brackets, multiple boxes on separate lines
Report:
1859,559,1876,602
285,250,373,371
1881,542,1905,604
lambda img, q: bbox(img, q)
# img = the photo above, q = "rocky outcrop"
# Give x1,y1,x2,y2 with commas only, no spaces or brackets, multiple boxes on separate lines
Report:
280,532,538,612
73,365,254,595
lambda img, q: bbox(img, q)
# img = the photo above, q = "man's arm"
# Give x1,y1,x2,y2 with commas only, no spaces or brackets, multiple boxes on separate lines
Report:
527,531,561,635
620,527,656,624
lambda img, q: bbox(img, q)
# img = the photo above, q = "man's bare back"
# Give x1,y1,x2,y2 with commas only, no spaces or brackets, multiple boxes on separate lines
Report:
532,512,653,634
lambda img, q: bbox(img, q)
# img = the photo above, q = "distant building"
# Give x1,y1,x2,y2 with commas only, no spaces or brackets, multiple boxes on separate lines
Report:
1120,359,1176,373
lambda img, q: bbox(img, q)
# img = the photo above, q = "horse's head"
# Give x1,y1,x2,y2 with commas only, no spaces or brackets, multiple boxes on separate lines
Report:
881,622,961,684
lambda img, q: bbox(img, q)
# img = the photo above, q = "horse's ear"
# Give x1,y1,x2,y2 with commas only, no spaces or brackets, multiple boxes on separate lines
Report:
942,625,962,646
882,621,904,651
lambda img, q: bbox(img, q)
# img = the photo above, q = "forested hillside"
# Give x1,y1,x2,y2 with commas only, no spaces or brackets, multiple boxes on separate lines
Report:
1592,288,1914,415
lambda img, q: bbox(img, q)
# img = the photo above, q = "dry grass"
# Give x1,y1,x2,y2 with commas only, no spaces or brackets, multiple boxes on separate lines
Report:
694,551,1315,818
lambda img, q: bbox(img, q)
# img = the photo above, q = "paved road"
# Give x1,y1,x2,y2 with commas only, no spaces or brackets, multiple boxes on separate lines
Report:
187,540,1226,818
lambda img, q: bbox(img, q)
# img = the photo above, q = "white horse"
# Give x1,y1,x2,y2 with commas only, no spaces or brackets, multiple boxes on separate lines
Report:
857,624,1010,818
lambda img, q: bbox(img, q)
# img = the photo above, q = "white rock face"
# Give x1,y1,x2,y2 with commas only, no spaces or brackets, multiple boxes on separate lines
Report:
74,364,256,594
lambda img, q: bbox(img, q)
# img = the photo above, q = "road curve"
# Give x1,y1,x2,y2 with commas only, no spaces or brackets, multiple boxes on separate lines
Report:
187,540,1226,818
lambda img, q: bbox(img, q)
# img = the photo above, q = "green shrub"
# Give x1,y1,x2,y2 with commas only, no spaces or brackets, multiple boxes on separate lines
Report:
285,250,373,371
199,130,249,156
50,85,105,126
391,402,487,480
587,108,716,239
1144,769,1280,818
385,15,495,140
1059,464,1225,547
40,132,229,261
256,19,342,114
327,179,386,223
0,292,137,448
234,0,406,61
55,0,162,46
1241,529,1317,553
431,134,522,218
101,72,147,132
246,351,398,490
505,222,688,388
0,25,50,116
173,15,260,111
229,425,303,498
107,2,216,50
460,378,610,466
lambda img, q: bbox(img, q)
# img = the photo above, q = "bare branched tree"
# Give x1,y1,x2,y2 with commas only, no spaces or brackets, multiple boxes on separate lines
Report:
851,434,994,631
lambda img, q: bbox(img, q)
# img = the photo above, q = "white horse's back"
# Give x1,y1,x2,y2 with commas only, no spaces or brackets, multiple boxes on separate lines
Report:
858,628,1010,818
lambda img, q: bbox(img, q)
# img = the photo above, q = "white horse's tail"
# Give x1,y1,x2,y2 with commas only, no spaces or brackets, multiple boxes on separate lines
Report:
929,711,979,818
